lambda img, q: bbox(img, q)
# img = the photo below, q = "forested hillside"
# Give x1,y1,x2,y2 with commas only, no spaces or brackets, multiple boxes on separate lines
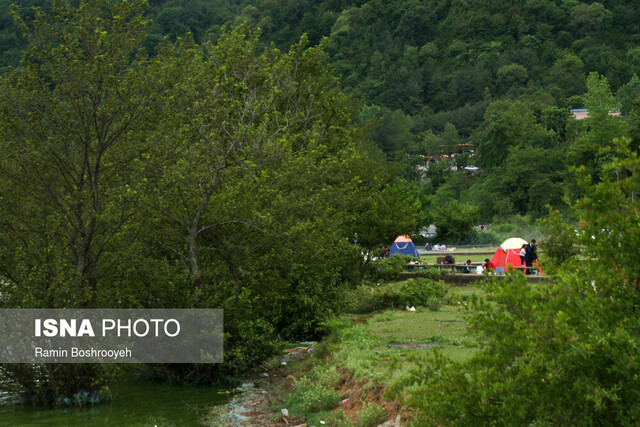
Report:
170,0,639,226
2,0,639,229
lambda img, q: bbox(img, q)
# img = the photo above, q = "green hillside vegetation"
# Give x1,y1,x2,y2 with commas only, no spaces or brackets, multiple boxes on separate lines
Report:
146,0,640,229
2,1,640,232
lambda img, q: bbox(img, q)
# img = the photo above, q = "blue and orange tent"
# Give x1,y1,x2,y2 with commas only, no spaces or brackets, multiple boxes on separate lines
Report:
389,235,420,257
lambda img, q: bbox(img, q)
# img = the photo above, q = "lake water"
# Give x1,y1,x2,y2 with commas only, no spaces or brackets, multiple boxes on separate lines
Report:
0,382,232,426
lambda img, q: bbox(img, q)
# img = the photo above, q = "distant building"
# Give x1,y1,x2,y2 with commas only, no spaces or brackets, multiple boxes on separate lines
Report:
571,108,621,120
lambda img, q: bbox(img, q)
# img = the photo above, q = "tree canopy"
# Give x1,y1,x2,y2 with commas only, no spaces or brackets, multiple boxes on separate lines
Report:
0,0,424,400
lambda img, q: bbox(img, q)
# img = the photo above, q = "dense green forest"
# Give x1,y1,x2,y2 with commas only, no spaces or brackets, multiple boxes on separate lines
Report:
3,1,640,228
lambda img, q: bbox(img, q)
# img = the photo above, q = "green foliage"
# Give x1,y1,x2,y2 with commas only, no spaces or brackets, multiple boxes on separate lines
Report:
0,364,112,406
2,0,636,242
284,365,342,415
399,278,448,310
366,256,413,282
222,313,282,374
567,73,628,180
358,403,387,427
431,200,479,244
475,100,545,169
465,228,501,245
541,106,571,140
399,138,640,424
353,180,425,253
616,74,640,116
541,209,578,265
4,0,640,407
0,0,161,401
343,278,448,314
0,0,418,402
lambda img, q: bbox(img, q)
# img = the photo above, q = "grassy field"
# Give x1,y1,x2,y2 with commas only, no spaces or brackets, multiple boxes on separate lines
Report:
273,282,485,426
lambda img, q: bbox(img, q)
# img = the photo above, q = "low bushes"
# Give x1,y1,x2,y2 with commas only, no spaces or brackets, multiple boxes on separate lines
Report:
281,365,342,421
342,278,448,314
366,256,412,282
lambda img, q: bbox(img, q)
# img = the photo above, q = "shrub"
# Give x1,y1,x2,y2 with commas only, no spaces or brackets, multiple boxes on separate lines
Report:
358,403,387,427
342,278,448,313
367,255,415,282
290,382,341,413
425,296,442,311
285,365,342,415
467,228,501,245
399,278,448,309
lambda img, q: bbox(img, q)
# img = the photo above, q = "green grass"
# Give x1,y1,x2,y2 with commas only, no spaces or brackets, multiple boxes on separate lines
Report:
365,307,469,345
333,283,483,382
448,282,487,300
279,282,484,424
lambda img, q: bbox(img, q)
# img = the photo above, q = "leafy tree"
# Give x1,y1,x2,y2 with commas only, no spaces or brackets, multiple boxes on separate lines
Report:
141,28,406,347
0,0,170,401
496,63,529,94
417,130,442,156
541,106,571,140
463,173,514,221
0,0,164,307
616,73,640,117
370,108,416,153
475,100,544,169
352,179,424,279
424,157,452,194
431,200,479,244
570,2,613,37
0,0,414,398
499,146,566,215
567,72,627,179
440,122,460,154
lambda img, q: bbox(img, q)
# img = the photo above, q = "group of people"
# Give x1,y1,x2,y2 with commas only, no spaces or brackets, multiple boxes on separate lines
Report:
460,258,491,274
425,243,447,251
379,238,539,274
464,237,538,275
472,259,491,274
519,239,538,274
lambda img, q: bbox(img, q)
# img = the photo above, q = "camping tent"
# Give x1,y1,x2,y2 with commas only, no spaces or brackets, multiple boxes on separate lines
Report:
488,237,528,273
389,235,420,257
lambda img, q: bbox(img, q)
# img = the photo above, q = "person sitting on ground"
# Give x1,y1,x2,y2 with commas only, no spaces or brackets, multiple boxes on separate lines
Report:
463,259,472,273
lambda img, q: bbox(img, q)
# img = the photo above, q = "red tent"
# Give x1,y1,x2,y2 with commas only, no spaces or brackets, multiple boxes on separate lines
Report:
488,238,533,273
